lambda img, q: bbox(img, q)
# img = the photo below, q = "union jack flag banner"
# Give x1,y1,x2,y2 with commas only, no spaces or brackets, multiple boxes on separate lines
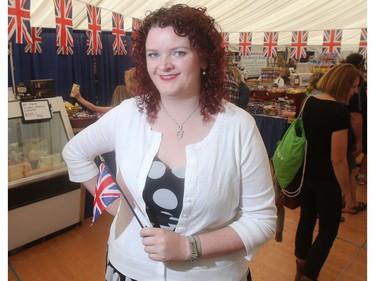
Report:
54,0,74,55
263,32,278,58
8,0,32,45
112,12,127,55
221,32,230,52
86,4,102,55
238,32,252,56
132,17,143,31
358,28,367,58
92,162,122,224
25,26,42,54
322,29,342,54
290,31,308,59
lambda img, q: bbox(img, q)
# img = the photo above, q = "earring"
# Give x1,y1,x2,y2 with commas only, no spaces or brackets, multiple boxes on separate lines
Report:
202,69,206,75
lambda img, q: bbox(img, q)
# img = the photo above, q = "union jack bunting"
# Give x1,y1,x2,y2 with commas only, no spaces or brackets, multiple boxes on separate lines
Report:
221,32,230,52
132,17,142,31
358,28,367,58
86,4,102,55
25,27,42,54
92,162,122,224
290,31,308,59
8,0,32,45
322,29,342,54
238,32,252,56
112,12,127,55
263,32,278,58
54,0,74,55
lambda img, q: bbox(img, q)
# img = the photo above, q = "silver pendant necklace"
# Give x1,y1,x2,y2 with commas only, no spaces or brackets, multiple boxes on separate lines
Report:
161,102,200,139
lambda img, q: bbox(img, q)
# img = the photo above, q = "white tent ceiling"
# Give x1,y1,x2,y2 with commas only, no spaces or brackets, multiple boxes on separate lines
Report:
30,0,367,51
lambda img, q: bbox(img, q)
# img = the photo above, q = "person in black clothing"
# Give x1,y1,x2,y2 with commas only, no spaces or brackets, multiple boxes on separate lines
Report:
345,53,367,190
294,64,363,281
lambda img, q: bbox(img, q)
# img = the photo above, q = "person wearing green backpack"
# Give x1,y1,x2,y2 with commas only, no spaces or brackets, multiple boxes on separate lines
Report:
293,63,363,281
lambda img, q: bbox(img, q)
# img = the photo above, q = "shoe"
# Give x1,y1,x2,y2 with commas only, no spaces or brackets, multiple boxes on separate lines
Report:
356,174,366,185
348,202,367,215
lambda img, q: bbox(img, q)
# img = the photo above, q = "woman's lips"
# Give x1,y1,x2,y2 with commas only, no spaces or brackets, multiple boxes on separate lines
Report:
159,74,179,81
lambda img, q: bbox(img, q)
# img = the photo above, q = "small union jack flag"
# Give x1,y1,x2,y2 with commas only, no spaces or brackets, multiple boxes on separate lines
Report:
8,0,32,45
221,32,230,52
322,29,342,54
92,162,122,224
263,32,278,58
358,28,367,58
54,0,74,55
86,4,102,55
290,31,308,60
238,32,252,56
112,12,127,56
25,26,42,54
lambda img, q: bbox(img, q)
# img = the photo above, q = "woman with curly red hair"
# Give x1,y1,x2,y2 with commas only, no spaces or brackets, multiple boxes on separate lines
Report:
63,4,276,280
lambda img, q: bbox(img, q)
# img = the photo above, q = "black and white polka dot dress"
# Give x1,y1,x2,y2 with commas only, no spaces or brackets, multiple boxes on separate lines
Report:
142,156,185,231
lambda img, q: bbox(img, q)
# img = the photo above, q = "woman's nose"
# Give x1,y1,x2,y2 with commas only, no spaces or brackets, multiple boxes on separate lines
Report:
159,57,174,71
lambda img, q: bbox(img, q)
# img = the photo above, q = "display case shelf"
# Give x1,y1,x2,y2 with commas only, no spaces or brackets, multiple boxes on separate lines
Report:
8,96,81,253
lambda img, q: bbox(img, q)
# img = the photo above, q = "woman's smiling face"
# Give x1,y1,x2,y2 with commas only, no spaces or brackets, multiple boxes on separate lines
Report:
145,26,203,98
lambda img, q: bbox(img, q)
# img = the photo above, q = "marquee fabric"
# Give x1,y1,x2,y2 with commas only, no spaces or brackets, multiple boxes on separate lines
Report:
28,0,366,49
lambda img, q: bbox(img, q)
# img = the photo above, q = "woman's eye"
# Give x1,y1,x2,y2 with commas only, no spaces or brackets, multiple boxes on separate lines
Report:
147,53,159,58
174,51,186,57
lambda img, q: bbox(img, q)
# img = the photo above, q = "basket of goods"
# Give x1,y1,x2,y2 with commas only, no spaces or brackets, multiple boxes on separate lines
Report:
263,104,279,116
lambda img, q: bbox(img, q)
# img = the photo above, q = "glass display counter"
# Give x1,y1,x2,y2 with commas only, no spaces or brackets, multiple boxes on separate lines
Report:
8,96,82,254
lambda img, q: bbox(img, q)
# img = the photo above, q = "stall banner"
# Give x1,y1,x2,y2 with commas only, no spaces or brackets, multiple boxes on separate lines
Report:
54,0,74,55
322,29,342,54
238,32,252,57
25,26,42,54
263,32,278,58
112,12,127,56
8,0,32,45
290,31,308,59
221,32,230,52
86,4,102,55
358,28,367,58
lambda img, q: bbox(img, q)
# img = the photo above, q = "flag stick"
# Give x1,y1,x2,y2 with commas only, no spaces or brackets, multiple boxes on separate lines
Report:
98,155,144,228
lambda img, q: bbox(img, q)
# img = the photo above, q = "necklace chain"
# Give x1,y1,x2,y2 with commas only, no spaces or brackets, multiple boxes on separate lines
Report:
161,102,200,139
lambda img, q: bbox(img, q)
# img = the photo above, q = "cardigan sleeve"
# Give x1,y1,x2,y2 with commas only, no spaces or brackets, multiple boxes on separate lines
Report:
228,113,277,259
62,100,132,183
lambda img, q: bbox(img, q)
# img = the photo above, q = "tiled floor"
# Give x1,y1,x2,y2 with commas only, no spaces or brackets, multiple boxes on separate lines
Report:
8,177,367,280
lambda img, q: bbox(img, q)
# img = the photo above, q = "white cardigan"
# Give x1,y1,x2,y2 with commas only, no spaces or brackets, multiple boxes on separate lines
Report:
63,98,277,281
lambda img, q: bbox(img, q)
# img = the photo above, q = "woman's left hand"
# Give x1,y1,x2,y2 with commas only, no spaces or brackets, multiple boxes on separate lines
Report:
140,227,190,262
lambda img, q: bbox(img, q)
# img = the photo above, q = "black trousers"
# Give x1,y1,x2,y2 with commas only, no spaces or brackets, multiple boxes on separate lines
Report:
295,179,342,280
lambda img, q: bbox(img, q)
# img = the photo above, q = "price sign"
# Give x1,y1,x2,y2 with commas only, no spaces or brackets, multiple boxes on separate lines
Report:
240,47,268,78
20,100,52,122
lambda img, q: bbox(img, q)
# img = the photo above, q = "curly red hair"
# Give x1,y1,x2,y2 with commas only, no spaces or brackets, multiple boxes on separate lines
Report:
131,4,227,123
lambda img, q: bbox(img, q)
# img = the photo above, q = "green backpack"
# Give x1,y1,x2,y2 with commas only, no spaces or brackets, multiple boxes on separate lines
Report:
272,97,309,194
